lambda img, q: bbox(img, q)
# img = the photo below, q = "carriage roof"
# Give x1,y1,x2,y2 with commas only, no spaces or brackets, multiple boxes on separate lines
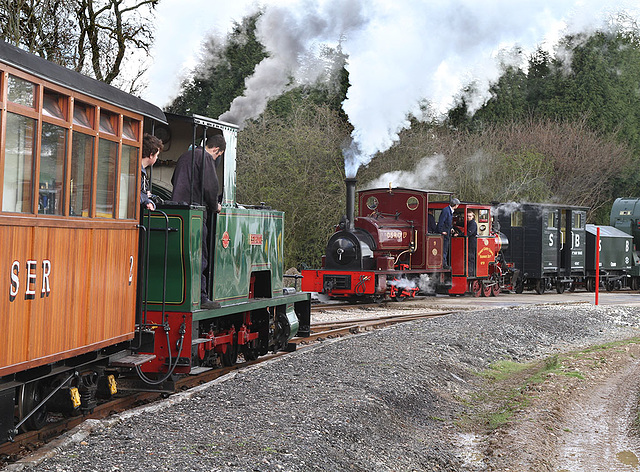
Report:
0,39,166,123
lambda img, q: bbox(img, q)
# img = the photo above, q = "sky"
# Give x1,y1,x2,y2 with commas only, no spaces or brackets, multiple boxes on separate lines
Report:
141,0,640,178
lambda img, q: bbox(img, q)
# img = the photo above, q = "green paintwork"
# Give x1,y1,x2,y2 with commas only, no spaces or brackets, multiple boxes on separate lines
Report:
144,206,203,312
211,207,284,304
610,198,640,276
586,224,633,271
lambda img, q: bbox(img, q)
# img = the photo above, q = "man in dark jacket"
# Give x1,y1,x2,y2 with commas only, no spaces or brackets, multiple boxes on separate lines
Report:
171,134,226,309
141,133,163,210
437,198,459,268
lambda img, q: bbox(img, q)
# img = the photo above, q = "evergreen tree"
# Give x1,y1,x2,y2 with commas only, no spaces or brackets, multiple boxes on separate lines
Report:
167,13,267,118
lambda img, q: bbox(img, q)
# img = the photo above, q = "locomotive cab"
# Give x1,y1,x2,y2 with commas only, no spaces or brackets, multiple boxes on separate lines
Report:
134,113,311,387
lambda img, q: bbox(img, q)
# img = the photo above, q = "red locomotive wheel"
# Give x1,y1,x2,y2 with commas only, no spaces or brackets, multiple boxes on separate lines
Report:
491,283,500,297
482,283,492,297
470,280,482,297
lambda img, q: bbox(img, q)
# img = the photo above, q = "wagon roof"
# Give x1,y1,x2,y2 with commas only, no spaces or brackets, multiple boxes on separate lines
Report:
586,224,633,239
0,39,166,124
495,202,590,212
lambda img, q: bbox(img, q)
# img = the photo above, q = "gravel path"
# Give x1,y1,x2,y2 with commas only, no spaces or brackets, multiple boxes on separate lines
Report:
7,303,640,472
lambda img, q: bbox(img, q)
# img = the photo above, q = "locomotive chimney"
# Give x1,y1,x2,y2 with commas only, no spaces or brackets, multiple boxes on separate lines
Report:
345,177,357,231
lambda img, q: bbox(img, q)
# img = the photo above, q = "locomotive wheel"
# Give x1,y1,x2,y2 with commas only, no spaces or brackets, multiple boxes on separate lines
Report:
556,281,565,294
515,280,524,294
221,334,238,366
19,381,49,431
242,344,259,362
481,283,492,297
470,280,482,297
606,280,615,292
535,279,545,295
392,294,406,302
586,278,595,292
491,283,500,297
632,277,640,291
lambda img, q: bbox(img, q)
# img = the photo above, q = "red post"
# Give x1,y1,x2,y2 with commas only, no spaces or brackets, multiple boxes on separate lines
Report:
595,227,600,306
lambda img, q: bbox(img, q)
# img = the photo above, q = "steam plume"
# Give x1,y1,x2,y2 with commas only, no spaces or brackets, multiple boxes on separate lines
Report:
363,155,447,191
219,0,640,177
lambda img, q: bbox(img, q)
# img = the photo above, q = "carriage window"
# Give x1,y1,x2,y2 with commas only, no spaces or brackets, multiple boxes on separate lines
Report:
42,90,67,120
122,117,138,141
7,75,35,108
69,132,93,217
96,138,117,218
511,211,523,227
478,209,489,223
73,101,94,129
3,112,35,213
99,110,117,135
119,144,138,219
574,213,583,229
39,123,66,215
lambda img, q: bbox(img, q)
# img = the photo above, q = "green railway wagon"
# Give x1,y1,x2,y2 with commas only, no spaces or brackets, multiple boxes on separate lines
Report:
610,197,640,289
585,224,633,291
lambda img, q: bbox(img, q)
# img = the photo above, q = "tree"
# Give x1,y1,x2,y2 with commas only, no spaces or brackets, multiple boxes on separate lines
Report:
359,118,631,222
75,0,158,87
167,13,267,118
237,101,350,268
0,0,159,90
453,25,640,155
0,0,77,64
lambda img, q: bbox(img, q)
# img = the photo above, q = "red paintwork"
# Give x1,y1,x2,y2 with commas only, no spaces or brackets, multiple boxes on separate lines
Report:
306,188,510,299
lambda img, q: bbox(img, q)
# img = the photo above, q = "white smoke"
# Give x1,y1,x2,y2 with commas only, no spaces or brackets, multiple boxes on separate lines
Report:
493,201,547,219
218,0,640,176
388,274,438,295
219,1,368,123
492,201,525,218
363,154,447,190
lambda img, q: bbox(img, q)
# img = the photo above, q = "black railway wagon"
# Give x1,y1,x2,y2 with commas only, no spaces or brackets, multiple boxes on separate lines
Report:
496,203,587,293
585,224,633,291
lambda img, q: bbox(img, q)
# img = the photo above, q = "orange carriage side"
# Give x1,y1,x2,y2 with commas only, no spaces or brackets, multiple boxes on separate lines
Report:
0,40,166,381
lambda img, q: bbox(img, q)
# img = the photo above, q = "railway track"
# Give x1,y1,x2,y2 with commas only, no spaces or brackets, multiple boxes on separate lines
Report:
0,307,449,465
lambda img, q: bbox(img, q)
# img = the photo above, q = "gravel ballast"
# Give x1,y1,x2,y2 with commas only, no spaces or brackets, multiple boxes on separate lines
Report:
8,304,640,472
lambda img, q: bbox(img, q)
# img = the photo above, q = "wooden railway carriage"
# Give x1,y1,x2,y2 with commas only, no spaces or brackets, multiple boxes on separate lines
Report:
0,40,166,438
496,203,587,294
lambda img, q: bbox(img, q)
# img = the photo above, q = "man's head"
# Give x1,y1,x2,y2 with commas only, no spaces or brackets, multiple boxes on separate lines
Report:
142,133,163,163
451,198,460,209
205,134,226,160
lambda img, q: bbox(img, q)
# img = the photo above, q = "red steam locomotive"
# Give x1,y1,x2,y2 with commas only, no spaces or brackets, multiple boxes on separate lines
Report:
302,179,517,300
